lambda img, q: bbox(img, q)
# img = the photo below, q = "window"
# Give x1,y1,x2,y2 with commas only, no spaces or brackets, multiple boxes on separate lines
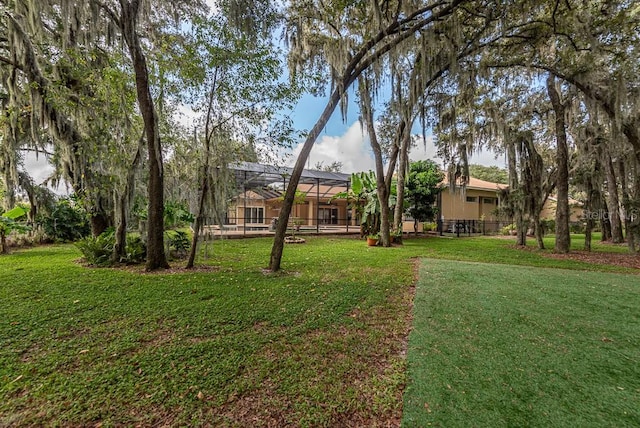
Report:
483,198,495,204
244,207,264,224
466,196,477,203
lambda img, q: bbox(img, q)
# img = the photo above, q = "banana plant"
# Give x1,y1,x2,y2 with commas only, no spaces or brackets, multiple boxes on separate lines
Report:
333,171,397,237
0,206,31,254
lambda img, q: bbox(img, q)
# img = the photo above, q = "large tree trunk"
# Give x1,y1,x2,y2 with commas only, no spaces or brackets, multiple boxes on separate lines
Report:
121,0,168,270
604,152,624,243
583,176,594,252
90,211,110,237
534,214,545,250
547,75,570,253
269,88,343,271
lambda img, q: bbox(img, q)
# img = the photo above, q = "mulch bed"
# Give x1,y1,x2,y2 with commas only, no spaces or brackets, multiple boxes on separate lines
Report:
543,250,640,270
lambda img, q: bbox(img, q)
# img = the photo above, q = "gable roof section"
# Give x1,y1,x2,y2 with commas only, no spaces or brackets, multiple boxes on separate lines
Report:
441,175,506,192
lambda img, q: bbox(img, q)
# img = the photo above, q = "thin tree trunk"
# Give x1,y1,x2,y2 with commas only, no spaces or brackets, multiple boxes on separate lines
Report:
623,161,640,253
186,177,207,269
506,138,525,245
616,159,635,252
393,122,410,232
534,214,545,249
187,74,218,269
268,2,463,271
547,75,570,253
359,78,391,247
113,138,144,262
596,194,610,241
120,0,168,270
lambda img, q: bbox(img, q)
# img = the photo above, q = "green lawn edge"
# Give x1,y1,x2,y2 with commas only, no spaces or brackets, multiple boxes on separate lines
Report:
402,258,640,427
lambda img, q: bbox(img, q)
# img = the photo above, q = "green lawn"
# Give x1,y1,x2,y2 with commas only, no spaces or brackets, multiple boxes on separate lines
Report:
1,234,638,426
1,239,414,426
403,259,640,427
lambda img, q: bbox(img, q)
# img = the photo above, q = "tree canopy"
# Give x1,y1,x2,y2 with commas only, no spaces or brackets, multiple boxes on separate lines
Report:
0,0,638,268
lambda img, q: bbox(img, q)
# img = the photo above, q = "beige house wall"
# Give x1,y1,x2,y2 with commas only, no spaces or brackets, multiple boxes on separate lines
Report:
540,198,584,222
440,189,500,221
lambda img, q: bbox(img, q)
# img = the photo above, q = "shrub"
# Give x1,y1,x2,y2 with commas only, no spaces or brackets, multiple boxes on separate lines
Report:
76,229,114,267
167,230,190,259
570,222,586,234
501,223,517,235
540,218,555,235
76,229,147,266
39,199,90,242
423,222,437,232
123,235,146,264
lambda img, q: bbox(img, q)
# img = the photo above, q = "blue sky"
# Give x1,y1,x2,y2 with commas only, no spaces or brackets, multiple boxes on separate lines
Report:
285,90,505,174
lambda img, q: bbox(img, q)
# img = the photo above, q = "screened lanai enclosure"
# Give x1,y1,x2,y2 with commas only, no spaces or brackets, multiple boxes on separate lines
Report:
210,162,359,236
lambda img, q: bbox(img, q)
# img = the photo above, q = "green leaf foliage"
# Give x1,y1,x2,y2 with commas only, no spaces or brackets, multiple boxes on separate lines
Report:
2,206,29,220
333,171,397,236
76,229,146,267
406,160,444,223
468,164,508,184
38,198,90,243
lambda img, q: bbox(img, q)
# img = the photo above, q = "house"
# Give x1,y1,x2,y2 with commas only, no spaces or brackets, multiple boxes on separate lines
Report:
225,162,357,233
223,162,581,236
437,176,584,231
437,176,504,222
226,163,509,234
228,183,355,229
540,196,584,222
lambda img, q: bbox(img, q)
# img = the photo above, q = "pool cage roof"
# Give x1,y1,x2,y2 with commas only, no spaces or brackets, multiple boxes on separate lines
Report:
229,161,351,198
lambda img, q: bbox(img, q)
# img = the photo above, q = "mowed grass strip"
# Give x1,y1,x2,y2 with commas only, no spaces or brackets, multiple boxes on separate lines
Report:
403,259,640,427
0,239,414,427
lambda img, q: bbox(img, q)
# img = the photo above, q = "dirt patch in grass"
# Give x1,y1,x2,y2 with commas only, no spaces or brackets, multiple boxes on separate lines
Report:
543,250,640,270
123,264,221,275
216,281,417,427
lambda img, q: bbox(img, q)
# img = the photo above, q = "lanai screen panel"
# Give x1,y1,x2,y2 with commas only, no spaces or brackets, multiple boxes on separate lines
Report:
229,161,350,197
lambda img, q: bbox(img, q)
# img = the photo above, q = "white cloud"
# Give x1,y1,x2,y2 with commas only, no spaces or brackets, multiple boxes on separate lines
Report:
289,122,376,173
408,134,440,165
23,152,53,185
288,122,507,175
410,134,507,169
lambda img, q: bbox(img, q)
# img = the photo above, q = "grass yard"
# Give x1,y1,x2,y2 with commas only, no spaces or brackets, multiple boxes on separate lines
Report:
1,238,415,427
1,234,638,426
403,259,640,427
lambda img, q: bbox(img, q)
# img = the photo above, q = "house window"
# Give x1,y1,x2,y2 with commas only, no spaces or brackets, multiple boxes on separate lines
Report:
483,198,495,204
244,207,264,224
466,196,477,203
